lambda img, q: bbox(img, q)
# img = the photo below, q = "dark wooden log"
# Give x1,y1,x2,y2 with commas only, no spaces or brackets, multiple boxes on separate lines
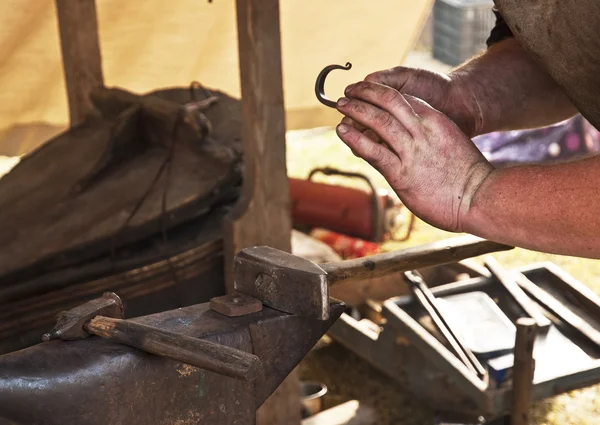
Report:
55,0,104,126
86,316,262,381
511,318,537,425
322,236,512,285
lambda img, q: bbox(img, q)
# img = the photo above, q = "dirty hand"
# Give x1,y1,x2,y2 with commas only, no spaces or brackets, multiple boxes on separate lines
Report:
343,67,481,138
336,81,493,232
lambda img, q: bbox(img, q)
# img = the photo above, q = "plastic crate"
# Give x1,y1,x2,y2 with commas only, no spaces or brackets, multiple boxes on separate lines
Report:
432,0,495,66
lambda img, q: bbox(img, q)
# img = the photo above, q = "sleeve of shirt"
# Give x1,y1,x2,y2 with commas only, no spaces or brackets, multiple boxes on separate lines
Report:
486,7,514,47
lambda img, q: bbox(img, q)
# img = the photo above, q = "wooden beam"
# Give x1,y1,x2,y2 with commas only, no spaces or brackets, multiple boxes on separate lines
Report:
225,0,298,423
55,0,104,127
224,0,292,287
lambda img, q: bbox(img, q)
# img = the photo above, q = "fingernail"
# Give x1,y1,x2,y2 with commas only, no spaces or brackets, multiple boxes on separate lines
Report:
337,124,349,134
337,97,349,106
345,84,355,94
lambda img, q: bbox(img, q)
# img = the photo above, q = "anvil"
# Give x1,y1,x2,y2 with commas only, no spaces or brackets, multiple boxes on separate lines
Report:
0,236,510,425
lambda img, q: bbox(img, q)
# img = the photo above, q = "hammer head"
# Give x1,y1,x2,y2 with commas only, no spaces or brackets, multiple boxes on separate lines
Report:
233,246,330,320
42,292,124,341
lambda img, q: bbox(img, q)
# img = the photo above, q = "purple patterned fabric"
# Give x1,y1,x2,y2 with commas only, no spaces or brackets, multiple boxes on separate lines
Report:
472,115,600,166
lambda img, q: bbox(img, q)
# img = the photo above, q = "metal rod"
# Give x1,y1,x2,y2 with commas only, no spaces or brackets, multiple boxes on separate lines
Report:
404,271,487,378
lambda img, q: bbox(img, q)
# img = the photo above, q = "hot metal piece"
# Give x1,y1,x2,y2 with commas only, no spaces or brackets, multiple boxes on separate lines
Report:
315,62,352,108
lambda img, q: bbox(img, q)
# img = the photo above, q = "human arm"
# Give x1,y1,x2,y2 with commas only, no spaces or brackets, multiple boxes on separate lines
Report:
335,81,600,259
360,38,578,137
464,157,600,258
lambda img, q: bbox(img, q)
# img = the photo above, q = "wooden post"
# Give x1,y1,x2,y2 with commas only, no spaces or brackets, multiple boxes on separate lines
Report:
55,0,104,127
511,318,537,425
224,0,299,423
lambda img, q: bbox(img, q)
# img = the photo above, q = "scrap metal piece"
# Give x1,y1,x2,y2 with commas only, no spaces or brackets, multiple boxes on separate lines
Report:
315,62,352,108
42,291,124,341
234,246,329,320
210,293,263,317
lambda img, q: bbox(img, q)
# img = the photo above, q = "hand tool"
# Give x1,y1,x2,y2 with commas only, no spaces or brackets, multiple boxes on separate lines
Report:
484,256,551,330
235,235,513,320
404,270,487,378
42,292,262,381
514,272,600,347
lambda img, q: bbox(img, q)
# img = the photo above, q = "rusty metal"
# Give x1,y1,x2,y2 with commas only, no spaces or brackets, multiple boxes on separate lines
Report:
234,246,329,320
404,271,487,378
42,291,124,341
210,293,263,317
315,62,352,107
484,256,551,330
233,236,511,321
0,299,345,425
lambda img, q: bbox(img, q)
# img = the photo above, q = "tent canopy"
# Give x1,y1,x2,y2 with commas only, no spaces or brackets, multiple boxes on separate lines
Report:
0,0,431,156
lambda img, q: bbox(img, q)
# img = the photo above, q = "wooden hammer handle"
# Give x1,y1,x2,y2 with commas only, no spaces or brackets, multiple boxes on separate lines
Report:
85,316,262,381
321,235,512,285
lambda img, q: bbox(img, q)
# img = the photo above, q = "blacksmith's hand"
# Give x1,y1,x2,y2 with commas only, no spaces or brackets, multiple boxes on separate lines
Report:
336,81,493,233
342,67,481,138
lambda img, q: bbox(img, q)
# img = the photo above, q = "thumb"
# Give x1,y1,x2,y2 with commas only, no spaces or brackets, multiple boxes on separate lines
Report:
364,66,411,90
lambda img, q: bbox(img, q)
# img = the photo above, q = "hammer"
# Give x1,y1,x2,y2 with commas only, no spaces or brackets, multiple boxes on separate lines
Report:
233,235,512,320
43,292,262,381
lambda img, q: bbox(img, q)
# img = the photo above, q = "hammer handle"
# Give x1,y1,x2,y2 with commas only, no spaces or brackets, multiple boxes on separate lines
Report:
85,316,262,381
321,235,512,285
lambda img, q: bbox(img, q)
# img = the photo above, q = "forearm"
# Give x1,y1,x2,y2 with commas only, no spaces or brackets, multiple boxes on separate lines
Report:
463,156,600,258
450,38,578,136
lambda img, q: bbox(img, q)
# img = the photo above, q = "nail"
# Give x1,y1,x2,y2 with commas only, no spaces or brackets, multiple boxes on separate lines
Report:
345,84,356,94
337,97,349,106
337,124,349,134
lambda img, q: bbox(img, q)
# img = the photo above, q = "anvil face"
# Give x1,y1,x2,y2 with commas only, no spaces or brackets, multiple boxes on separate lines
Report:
0,300,345,425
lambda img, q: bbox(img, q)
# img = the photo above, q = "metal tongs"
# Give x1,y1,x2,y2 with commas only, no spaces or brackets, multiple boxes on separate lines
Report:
404,270,487,379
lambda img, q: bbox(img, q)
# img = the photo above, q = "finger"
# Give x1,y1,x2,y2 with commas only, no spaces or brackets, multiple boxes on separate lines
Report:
363,66,410,89
336,123,402,174
336,97,411,156
341,116,367,133
403,94,439,116
344,82,423,137
402,94,460,132
363,129,379,142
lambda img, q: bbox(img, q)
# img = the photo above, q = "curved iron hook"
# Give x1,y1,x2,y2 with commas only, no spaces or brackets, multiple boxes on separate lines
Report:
315,62,352,108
